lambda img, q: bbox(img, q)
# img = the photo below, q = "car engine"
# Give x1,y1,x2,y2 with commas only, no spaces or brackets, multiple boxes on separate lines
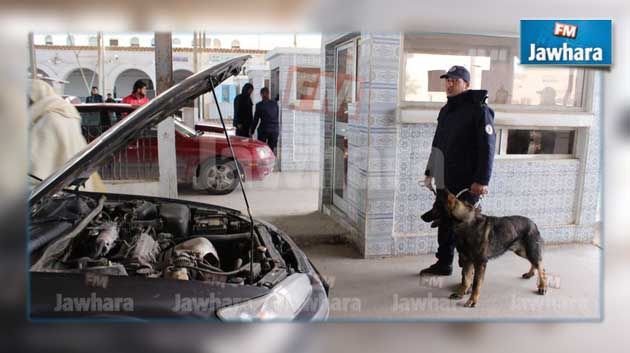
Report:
29,193,295,286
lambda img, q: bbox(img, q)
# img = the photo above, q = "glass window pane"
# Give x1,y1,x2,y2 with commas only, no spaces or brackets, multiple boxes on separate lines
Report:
506,129,575,155
334,135,348,198
335,44,356,124
403,34,586,108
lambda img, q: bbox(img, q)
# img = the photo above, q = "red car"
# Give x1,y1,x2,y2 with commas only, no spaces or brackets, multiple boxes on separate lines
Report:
76,103,275,194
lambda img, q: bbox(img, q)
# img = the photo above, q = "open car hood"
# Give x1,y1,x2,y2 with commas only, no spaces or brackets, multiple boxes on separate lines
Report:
29,55,250,205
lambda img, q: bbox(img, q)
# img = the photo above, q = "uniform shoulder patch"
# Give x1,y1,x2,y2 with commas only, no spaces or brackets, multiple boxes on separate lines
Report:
485,124,494,135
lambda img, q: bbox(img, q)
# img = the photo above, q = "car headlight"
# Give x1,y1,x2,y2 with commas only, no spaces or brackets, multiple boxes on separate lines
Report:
256,147,271,159
217,273,312,321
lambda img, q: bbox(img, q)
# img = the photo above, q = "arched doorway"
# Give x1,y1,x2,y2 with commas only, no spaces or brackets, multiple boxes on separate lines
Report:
114,69,155,99
64,68,99,100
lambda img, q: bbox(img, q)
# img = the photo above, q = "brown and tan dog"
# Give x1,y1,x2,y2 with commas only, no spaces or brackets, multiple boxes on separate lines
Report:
442,191,548,307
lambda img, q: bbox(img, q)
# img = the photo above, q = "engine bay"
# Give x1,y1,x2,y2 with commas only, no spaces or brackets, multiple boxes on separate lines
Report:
29,193,299,287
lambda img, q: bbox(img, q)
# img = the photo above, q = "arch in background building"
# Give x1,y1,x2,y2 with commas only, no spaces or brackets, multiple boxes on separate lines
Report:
231,39,240,49
114,68,155,99
172,38,181,46
64,67,99,100
45,35,53,45
130,37,140,47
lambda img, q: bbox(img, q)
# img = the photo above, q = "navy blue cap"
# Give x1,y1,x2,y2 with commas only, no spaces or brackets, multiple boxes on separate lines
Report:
440,65,470,83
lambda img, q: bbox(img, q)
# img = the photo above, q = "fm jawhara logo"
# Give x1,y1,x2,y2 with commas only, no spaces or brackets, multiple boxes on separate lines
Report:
521,19,612,65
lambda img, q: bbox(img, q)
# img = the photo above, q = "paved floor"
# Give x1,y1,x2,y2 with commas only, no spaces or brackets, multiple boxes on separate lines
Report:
105,171,320,217
303,243,601,320
105,172,601,320
179,171,320,217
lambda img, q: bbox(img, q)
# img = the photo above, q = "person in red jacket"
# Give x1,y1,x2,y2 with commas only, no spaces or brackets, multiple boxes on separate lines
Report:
122,80,150,106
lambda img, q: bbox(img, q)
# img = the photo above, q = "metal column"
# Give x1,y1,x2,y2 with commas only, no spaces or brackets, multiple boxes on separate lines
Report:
154,32,178,199
28,32,37,79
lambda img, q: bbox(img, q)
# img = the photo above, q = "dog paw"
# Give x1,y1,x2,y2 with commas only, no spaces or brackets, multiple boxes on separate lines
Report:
464,299,477,307
537,287,547,295
449,292,463,300
522,272,534,279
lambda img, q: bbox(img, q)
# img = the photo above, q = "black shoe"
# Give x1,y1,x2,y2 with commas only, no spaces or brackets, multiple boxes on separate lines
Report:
419,261,453,276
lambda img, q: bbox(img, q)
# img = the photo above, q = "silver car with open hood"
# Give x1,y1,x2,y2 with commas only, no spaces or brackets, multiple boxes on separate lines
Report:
28,56,329,321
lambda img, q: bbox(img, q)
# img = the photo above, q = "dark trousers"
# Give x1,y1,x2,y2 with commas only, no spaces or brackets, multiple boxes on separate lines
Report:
435,189,479,266
257,129,279,155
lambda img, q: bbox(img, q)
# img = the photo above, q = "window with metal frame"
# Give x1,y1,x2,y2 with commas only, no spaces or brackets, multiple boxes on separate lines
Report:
494,127,577,157
402,34,589,111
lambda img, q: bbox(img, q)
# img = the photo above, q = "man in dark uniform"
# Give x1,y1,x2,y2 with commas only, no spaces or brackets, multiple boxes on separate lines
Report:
420,65,496,276
252,87,280,155
233,83,254,137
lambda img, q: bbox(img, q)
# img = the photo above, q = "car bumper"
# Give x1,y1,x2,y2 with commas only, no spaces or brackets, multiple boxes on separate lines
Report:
242,158,275,180
294,273,330,320
256,220,330,321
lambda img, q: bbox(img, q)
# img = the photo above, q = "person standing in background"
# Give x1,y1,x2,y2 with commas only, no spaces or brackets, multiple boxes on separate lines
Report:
122,80,149,107
252,87,279,155
28,79,105,192
85,86,103,103
233,83,254,137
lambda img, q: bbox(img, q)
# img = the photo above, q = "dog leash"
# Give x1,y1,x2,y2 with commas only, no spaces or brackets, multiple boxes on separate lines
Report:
424,183,483,209
454,188,484,209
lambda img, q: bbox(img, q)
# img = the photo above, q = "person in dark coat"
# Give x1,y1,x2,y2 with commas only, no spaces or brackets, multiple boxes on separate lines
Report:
252,87,279,155
233,83,254,137
420,65,496,276
85,86,103,103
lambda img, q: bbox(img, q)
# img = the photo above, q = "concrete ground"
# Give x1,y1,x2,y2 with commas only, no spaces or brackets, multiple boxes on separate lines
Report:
303,243,601,320
106,171,601,320
105,171,320,217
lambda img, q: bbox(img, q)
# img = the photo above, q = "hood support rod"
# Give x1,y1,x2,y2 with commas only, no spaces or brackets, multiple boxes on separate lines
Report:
208,79,255,284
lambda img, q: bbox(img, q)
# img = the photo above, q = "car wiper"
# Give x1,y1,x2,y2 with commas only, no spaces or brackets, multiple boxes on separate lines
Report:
208,78,256,284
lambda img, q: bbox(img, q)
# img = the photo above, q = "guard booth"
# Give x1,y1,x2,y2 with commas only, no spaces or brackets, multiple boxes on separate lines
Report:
265,48,322,172
319,33,601,257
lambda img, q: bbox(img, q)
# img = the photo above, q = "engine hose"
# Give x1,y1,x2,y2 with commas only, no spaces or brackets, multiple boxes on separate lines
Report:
31,196,106,270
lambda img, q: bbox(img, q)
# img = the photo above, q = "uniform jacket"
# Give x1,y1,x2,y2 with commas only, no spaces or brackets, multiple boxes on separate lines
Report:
252,99,279,134
424,89,496,191
233,93,254,132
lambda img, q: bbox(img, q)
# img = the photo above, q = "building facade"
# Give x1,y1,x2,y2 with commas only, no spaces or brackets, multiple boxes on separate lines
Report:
319,33,601,257
33,44,267,121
